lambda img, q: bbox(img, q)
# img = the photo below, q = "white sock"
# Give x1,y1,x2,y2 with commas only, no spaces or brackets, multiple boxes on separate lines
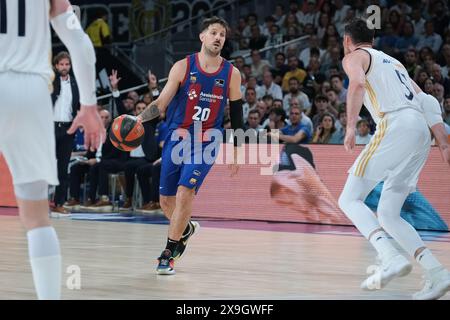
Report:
416,248,442,271
369,230,397,259
27,226,61,300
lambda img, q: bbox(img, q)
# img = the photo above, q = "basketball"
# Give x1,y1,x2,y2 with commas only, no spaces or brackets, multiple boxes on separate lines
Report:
109,115,145,151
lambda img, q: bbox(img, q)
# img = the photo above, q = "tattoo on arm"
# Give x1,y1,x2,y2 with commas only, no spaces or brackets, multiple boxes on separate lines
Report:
139,104,160,122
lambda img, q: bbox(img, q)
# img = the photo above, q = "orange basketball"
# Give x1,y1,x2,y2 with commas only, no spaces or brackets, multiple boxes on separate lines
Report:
109,115,145,151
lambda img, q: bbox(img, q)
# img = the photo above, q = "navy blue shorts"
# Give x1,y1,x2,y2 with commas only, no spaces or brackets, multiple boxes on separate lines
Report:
159,135,220,196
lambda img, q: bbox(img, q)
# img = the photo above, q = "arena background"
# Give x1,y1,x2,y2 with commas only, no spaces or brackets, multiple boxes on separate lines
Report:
2,145,449,230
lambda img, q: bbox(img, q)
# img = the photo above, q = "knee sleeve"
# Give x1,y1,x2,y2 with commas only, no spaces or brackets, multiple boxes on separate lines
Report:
14,180,48,201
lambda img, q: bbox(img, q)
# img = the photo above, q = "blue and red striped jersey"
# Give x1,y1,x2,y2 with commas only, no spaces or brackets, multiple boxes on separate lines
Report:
165,53,233,134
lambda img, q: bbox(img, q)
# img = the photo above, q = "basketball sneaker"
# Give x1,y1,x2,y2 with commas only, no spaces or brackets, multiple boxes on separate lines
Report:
173,221,200,261
413,267,450,300
156,249,175,275
361,254,412,290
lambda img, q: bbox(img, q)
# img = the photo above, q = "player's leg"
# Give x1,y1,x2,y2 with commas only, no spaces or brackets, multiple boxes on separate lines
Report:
0,72,61,299
377,183,450,299
339,174,399,258
338,174,413,290
15,183,61,300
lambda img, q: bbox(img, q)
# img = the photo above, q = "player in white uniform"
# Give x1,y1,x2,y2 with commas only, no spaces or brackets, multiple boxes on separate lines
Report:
338,19,450,300
0,0,105,299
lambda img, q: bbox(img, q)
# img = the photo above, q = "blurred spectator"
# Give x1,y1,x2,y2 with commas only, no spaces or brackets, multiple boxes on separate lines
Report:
356,119,373,145
287,98,314,135
375,23,399,56
431,0,449,38
431,64,450,96
269,105,312,144
395,21,419,55
262,94,274,110
335,109,347,143
243,87,257,122
233,56,245,72
441,44,450,80
265,107,287,131
64,109,112,210
265,24,284,64
415,69,430,89
242,13,260,39
250,49,272,82
320,46,343,78
271,52,290,85
316,12,331,39
299,35,325,68
120,101,160,211
279,1,302,26
423,78,435,94
86,8,111,73
245,109,263,131
135,120,168,212
312,113,341,144
433,83,445,109
387,9,404,35
272,4,285,24
281,12,301,37
325,88,342,116
404,49,420,79
330,74,347,104
298,0,318,26
410,7,426,38
256,70,283,100
333,0,351,35
261,16,277,37
391,0,412,16
282,56,307,92
417,20,443,53
109,69,134,116
51,51,80,214
303,56,326,99
444,96,450,125
249,25,267,51
283,77,311,115
311,94,330,129
257,100,271,125
321,25,341,49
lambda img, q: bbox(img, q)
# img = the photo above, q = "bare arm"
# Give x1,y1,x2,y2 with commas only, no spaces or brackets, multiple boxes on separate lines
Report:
50,0,71,17
342,50,369,151
138,59,187,122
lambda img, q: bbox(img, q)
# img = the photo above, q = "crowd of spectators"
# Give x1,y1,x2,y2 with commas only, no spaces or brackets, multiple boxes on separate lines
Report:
223,0,450,144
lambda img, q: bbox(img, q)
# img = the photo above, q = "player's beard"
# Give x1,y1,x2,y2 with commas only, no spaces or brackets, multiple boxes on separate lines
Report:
205,43,222,57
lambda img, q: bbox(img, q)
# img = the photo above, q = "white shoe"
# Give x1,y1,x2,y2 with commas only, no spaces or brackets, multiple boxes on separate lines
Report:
361,254,412,291
413,267,450,300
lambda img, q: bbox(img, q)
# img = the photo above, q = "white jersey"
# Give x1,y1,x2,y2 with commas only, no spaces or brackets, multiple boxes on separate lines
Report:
0,0,53,85
359,47,422,124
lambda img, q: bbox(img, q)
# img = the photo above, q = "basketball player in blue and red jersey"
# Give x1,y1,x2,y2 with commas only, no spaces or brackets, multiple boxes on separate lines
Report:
137,16,244,275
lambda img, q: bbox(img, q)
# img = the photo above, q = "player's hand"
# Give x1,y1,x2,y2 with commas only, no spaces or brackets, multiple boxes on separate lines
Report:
439,144,450,166
228,148,240,177
68,106,106,152
344,128,356,153
109,69,121,91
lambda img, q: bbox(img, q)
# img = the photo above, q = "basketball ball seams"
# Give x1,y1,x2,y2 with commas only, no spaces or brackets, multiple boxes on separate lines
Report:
109,115,145,152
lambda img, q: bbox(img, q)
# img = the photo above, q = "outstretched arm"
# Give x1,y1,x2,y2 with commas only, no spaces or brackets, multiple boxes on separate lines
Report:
342,51,369,152
137,59,187,122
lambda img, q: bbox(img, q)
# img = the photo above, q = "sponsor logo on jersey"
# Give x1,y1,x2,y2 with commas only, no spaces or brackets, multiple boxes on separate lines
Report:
382,59,391,64
189,178,197,185
190,75,197,83
199,91,224,103
193,170,201,176
188,89,198,100
215,79,225,87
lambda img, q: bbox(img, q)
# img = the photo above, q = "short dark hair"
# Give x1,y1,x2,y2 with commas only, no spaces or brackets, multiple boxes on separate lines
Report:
53,51,71,65
344,18,374,45
201,16,229,34
315,94,328,102
248,109,260,117
330,74,343,82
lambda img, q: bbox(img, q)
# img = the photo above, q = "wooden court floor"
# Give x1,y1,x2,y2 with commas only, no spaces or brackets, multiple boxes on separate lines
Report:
0,215,449,300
